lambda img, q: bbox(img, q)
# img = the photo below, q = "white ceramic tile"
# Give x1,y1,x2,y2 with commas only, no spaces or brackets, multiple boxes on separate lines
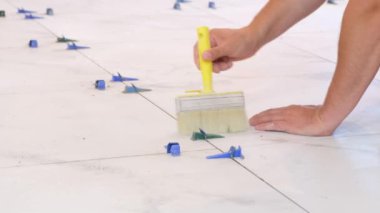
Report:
279,32,339,63
249,1,345,67
205,128,380,212
211,141,380,213
0,3,211,169
0,151,306,213
1,0,380,212
1,82,224,168
286,1,346,35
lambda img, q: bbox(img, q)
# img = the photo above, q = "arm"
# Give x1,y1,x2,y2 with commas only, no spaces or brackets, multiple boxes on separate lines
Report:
319,0,380,133
251,0,380,136
195,0,325,72
246,0,326,46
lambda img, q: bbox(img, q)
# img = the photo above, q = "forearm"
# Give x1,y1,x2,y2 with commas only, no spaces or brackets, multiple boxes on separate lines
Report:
245,0,325,46
320,0,380,130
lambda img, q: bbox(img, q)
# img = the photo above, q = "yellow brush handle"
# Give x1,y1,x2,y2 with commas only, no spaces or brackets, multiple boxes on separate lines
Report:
197,26,214,93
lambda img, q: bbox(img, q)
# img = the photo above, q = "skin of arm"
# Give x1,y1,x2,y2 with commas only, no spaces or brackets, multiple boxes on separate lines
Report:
194,0,326,72
194,0,380,136
251,0,380,136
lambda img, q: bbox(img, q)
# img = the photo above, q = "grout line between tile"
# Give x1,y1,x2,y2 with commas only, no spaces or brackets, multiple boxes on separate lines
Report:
204,139,309,213
0,148,216,170
279,39,337,64
4,2,310,211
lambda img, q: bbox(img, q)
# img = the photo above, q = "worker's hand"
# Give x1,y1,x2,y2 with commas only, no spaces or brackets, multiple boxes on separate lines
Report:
249,105,337,136
194,27,260,73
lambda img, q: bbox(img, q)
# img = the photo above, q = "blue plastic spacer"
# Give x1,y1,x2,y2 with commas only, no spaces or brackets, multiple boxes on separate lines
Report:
112,75,122,82
206,146,244,159
170,144,181,156
124,85,139,93
208,1,216,9
67,43,78,50
67,43,90,50
124,84,151,93
18,8,35,14
230,146,243,158
112,73,139,82
95,80,106,90
165,142,181,156
46,8,54,16
29,39,38,48
25,14,43,19
173,2,181,10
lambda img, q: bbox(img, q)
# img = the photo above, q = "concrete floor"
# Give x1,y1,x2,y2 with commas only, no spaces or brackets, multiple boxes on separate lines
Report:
1,0,380,212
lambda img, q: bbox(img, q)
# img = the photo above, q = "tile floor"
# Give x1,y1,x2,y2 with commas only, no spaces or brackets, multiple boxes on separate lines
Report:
1,0,379,212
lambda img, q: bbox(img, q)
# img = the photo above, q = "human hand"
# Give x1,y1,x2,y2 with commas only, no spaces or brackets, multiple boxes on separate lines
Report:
193,27,260,73
249,105,337,136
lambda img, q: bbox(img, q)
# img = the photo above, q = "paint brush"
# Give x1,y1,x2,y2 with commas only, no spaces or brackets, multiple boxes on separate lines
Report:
175,26,248,135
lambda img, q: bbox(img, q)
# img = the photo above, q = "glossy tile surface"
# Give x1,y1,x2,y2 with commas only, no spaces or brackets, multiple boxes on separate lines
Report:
1,0,379,212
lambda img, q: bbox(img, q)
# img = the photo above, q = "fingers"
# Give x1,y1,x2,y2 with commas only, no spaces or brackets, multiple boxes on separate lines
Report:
194,42,233,73
203,45,226,62
254,121,288,132
249,105,330,136
213,62,233,73
193,28,232,72
249,107,291,133
249,108,287,126
213,57,233,73
210,34,218,48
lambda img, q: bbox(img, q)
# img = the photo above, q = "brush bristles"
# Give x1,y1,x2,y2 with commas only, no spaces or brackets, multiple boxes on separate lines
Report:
176,92,248,135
